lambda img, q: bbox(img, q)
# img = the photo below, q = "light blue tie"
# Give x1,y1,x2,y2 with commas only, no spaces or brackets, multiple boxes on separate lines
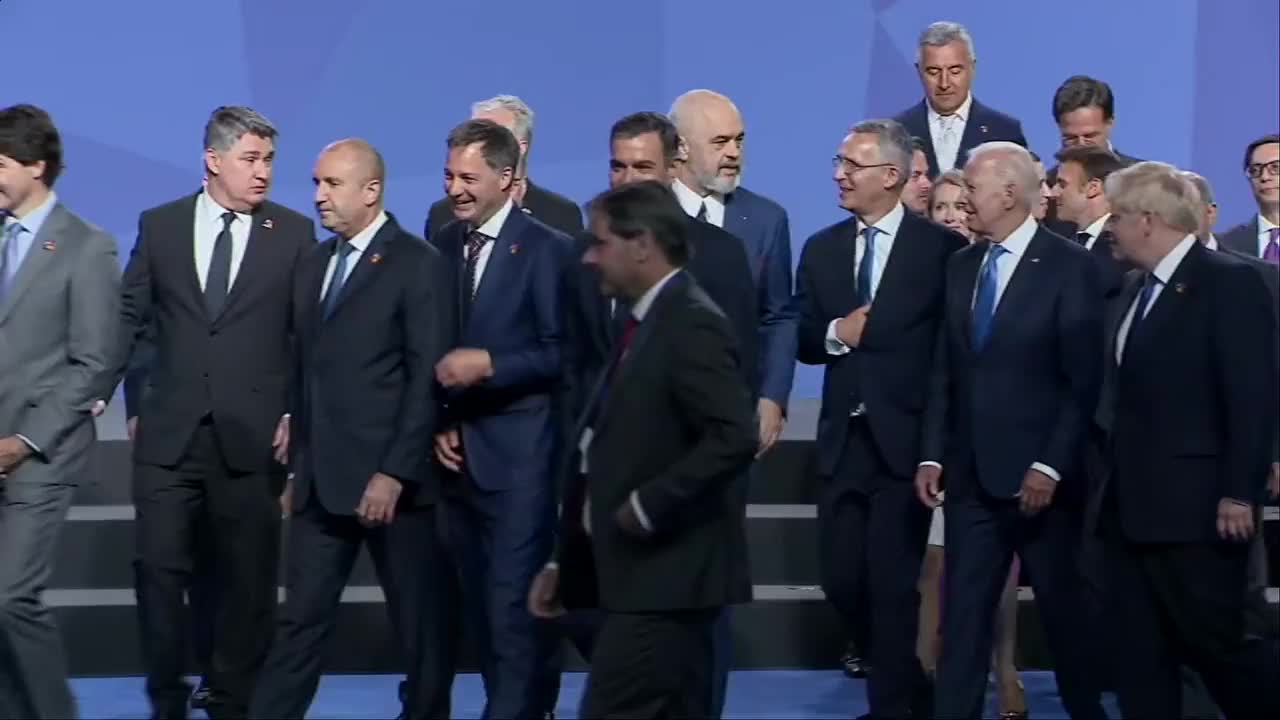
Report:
971,243,1008,350
0,220,24,304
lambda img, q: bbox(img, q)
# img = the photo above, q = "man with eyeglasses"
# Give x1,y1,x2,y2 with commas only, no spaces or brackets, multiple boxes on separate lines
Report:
1221,134,1280,264
793,118,966,720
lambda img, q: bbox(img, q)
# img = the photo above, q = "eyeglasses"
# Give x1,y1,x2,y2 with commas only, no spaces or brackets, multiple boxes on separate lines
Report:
832,155,895,174
1246,160,1279,179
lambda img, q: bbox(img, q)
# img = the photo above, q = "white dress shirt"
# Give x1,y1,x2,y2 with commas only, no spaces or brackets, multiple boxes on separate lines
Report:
467,198,515,294
825,202,905,356
1205,234,1220,251
1257,214,1279,257
319,211,387,298
1077,213,1111,252
928,94,973,173
921,212,1062,483
672,178,726,227
1116,234,1197,363
193,191,253,291
579,268,683,536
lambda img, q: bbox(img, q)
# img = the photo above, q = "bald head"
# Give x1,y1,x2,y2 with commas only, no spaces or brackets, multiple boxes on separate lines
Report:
668,89,745,196
314,137,385,239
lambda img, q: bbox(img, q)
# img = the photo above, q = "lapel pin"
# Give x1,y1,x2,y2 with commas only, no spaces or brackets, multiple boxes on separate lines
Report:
42,239,56,251
510,244,520,255
1029,257,1041,263
1174,282,1186,294
370,253,383,264
262,218,274,230
520,206,533,215
979,125,989,134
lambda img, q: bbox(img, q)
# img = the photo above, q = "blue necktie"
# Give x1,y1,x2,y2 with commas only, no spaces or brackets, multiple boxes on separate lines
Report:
321,241,355,319
1120,273,1157,363
856,226,879,307
0,220,24,304
971,243,1008,350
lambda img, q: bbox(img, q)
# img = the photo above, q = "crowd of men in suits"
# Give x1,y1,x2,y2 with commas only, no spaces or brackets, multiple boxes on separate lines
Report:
0,16,1277,720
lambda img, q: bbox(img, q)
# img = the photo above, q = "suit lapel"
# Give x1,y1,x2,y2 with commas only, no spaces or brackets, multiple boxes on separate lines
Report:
983,231,1050,349
595,272,687,436
1127,244,1203,359
1107,271,1143,365
213,207,272,326
863,213,920,341
468,209,526,333
951,242,983,354
0,204,68,324
304,237,335,330
827,218,859,314
325,217,396,322
176,194,206,315
957,100,989,165
909,101,941,175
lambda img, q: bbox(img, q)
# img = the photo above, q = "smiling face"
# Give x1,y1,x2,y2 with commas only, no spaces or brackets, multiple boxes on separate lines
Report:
444,142,513,225
610,132,671,188
833,132,900,214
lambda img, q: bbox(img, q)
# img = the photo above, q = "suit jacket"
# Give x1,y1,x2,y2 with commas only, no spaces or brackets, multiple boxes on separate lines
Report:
894,98,1027,177
923,225,1104,499
1220,217,1265,258
1087,229,1134,297
1104,244,1277,543
0,203,119,475
721,187,797,406
288,215,446,515
424,180,582,243
558,272,756,613
794,210,967,480
109,193,314,472
437,209,571,491
562,219,759,427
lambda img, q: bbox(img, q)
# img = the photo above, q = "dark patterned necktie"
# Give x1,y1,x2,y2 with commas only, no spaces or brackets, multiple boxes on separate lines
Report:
464,230,488,300
204,211,236,318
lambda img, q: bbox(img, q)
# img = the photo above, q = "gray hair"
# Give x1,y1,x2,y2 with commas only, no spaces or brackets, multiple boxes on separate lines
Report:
917,21,976,65
966,141,1040,208
667,89,740,134
203,105,277,152
1180,170,1215,207
849,119,914,188
1105,161,1201,234
471,94,534,146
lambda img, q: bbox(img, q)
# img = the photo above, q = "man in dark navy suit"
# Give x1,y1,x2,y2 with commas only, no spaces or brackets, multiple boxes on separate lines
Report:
423,95,581,243
1051,145,1131,295
794,118,966,720
250,139,452,720
893,21,1026,177
432,119,570,720
1219,134,1280,262
667,88,797,716
1097,162,1278,720
917,142,1105,720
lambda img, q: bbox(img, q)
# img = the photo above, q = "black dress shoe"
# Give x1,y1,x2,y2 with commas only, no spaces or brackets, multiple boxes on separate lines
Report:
841,642,870,679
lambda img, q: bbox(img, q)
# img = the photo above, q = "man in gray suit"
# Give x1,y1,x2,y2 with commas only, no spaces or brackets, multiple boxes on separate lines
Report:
0,104,121,718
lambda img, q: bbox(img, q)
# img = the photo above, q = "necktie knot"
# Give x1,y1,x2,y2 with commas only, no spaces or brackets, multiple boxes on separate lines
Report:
220,211,236,231
466,230,488,260
988,243,1008,261
1265,227,1280,265
695,201,709,223
335,239,355,259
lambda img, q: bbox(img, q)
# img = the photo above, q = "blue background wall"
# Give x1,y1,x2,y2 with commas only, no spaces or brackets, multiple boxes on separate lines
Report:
5,0,1277,400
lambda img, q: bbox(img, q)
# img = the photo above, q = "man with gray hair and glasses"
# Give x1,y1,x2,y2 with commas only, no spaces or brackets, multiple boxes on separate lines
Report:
893,21,1026,177
794,118,966,719
1097,161,1278,720
102,105,315,720
423,94,582,242
917,142,1106,719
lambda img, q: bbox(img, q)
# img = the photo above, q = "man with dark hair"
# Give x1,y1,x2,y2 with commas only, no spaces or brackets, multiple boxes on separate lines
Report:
423,95,582,242
893,21,1027,176
1052,145,1131,293
432,118,570,720
529,179,756,719
796,118,966,719
104,105,315,720
250,139,452,720
0,103,120,720
1220,134,1280,262
901,137,933,213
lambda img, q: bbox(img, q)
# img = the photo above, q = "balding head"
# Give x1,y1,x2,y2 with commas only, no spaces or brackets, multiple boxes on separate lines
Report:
668,89,745,196
313,137,386,239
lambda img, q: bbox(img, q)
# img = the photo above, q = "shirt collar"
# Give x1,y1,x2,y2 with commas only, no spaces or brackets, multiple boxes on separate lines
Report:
1205,234,1220,251
344,211,388,253
1081,212,1112,240
670,178,723,218
631,268,682,322
992,212,1038,256
1150,234,1198,285
927,93,973,124
1259,214,1279,234
474,198,514,239
4,191,58,238
199,189,253,228
857,201,905,239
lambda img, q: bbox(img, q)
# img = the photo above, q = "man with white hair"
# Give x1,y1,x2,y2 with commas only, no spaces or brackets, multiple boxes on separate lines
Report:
667,88,797,718
423,95,582,241
916,142,1106,719
893,21,1026,176
1097,161,1278,720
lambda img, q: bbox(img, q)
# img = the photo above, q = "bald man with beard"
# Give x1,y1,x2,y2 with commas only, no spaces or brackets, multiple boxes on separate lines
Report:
250,139,453,720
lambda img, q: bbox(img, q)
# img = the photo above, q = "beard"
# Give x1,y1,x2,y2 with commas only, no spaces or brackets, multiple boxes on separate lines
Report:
694,159,743,195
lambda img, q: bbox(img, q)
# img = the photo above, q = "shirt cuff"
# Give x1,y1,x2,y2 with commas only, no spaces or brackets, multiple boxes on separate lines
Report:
825,319,851,356
918,461,943,470
16,434,41,455
1030,462,1061,482
629,490,653,532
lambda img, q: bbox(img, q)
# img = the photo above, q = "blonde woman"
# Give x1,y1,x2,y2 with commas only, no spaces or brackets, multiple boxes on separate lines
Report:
918,170,1028,720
